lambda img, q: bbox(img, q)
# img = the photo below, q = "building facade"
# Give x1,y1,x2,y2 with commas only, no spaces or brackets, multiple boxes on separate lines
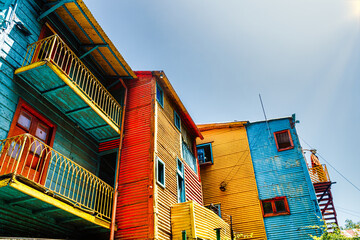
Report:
246,116,323,239
115,71,230,240
0,0,134,239
196,122,267,240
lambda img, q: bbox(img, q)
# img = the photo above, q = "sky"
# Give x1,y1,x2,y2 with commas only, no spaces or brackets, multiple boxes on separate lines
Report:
85,0,360,226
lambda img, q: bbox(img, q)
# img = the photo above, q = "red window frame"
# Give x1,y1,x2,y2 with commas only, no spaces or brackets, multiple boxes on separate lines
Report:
274,129,294,151
260,196,290,217
8,98,57,147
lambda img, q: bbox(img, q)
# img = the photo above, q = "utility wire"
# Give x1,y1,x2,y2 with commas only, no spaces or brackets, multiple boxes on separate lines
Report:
337,209,360,219
337,206,360,215
299,136,360,193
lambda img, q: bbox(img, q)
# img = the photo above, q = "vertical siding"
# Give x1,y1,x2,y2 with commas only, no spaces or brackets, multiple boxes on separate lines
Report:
184,163,203,205
115,75,154,239
197,126,267,240
0,0,99,174
246,119,322,240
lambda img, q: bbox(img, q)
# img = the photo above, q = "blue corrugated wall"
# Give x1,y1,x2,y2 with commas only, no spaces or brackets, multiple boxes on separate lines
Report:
246,118,323,240
0,0,99,174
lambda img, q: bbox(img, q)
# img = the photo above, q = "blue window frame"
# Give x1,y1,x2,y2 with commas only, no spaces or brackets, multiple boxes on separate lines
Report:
156,157,165,188
177,159,186,203
174,110,181,131
156,83,164,107
197,143,213,165
182,141,197,174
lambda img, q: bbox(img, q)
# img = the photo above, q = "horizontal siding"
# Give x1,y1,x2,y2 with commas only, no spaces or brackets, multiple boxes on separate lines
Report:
197,127,267,240
171,201,231,240
115,76,153,239
155,80,202,239
0,0,99,177
246,119,323,240
156,106,180,240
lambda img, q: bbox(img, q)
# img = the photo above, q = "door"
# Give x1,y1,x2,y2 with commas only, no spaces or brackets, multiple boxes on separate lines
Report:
0,100,56,184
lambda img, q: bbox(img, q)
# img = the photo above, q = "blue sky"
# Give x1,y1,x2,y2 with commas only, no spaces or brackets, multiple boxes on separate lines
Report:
85,0,360,226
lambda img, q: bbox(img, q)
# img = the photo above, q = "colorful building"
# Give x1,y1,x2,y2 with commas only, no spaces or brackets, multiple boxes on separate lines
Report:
115,71,230,239
0,0,133,239
196,122,267,240
197,117,325,240
246,116,323,239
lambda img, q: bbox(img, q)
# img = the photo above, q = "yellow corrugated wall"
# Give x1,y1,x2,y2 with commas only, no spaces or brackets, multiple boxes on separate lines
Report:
197,126,267,240
171,201,231,240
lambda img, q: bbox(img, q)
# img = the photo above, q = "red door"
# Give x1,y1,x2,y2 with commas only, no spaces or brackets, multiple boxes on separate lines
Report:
0,100,56,185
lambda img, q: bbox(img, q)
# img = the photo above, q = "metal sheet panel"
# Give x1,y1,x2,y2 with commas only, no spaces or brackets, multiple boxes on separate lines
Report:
197,126,267,239
115,76,153,240
246,119,323,239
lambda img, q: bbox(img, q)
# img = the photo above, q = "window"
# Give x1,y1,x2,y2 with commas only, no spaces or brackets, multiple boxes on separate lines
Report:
177,159,186,203
274,130,294,151
261,197,290,217
174,110,181,131
206,203,221,217
156,83,164,107
182,141,197,174
156,157,165,188
197,143,213,165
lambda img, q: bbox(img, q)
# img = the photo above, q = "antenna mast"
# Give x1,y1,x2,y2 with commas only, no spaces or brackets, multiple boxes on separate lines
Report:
259,94,272,138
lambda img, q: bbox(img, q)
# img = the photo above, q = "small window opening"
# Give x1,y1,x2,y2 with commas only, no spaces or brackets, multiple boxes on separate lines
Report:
261,197,290,217
197,143,213,165
177,159,186,203
156,157,165,187
274,130,294,151
174,111,181,131
156,83,164,107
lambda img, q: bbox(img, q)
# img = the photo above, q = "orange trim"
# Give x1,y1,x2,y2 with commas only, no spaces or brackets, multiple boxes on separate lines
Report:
274,129,294,152
260,196,290,217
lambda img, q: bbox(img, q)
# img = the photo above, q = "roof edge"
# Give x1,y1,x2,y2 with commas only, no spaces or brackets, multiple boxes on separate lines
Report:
197,121,249,132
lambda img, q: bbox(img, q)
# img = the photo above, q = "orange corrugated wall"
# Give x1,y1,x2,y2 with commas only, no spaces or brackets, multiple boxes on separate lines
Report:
115,73,154,239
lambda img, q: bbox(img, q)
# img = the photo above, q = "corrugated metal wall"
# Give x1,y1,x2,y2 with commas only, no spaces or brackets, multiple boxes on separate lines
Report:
246,118,323,240
197,126,267,239
171,200,231,240
115,74,154,239
184,163,203,205
155,77,202,239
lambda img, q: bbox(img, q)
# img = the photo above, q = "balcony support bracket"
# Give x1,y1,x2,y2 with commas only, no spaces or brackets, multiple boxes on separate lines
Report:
79,45,100,59
38,0,75,21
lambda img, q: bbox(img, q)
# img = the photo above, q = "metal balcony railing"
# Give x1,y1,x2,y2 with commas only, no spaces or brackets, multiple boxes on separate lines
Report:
0,134,113,220
308,164,330,184
21,35,122,131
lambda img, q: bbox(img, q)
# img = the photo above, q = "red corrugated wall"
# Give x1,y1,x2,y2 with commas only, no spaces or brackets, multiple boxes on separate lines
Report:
184,163,203,205
115,73,154,239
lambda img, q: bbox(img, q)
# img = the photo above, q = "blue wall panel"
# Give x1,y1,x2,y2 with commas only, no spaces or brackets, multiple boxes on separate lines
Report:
246,118,322,240
0,0,99,175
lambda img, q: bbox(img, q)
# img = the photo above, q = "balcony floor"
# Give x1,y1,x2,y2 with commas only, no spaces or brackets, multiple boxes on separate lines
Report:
0,174,111,239
15,61,120,142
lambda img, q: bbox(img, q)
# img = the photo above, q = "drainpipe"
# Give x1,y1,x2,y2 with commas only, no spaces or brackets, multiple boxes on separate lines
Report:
109,78,127,240
230,215,234,240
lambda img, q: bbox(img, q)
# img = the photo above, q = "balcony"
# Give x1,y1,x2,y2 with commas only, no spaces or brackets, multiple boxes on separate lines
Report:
15,35,123,142
0,134,113,238
171,201,231,239
308,164,330,184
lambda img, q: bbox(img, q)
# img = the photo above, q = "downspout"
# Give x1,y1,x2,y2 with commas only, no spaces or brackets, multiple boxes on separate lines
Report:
110,78,128,240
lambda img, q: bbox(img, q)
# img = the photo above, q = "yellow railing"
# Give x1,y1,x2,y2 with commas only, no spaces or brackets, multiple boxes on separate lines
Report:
308,164,330,183
0,134,113,220
21,35,122,131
